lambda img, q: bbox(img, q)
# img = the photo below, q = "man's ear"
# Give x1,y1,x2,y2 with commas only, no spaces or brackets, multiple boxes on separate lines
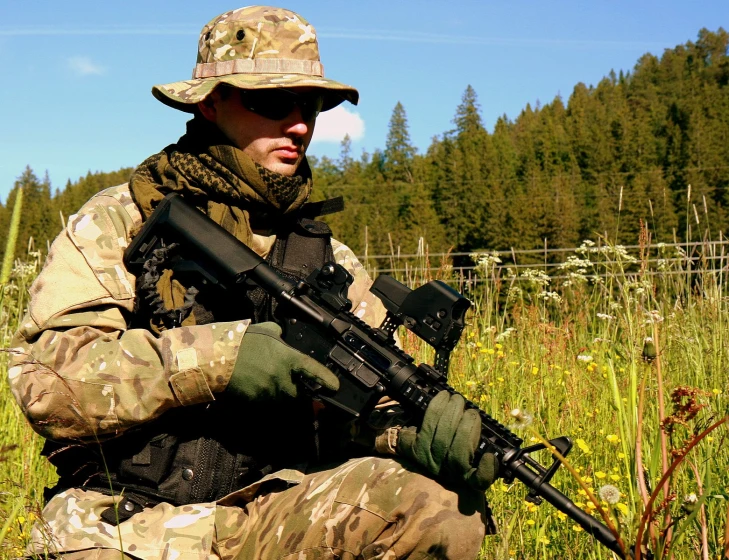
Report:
197,94,217,122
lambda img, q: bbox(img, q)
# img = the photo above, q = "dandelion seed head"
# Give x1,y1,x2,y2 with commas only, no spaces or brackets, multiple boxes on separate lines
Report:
509,408,534,430
599,484,621,505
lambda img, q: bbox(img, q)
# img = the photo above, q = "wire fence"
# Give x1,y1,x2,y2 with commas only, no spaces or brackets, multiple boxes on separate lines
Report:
359,239,729,284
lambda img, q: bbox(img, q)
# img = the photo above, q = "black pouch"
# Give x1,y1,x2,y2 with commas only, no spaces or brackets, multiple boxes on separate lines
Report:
118,434,178,486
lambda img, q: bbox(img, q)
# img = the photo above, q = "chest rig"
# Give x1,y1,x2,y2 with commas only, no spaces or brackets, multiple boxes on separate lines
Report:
43,199,342,523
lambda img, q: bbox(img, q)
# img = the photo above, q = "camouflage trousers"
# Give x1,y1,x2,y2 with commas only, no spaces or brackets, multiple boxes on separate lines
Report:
49,456,488,559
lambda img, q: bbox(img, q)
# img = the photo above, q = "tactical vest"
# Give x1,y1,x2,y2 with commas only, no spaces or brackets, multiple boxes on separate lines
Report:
43,202,344,524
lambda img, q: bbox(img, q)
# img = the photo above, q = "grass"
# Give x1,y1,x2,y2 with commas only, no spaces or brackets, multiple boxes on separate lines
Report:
0,249,57,559
0,233,727,559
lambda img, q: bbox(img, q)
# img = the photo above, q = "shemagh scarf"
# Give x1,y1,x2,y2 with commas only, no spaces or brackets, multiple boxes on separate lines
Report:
128,117,313,327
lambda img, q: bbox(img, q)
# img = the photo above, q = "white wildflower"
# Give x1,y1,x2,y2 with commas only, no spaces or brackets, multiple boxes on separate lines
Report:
537,291,562,303
495,327,517,342
519,269,551,287
644,310,664,324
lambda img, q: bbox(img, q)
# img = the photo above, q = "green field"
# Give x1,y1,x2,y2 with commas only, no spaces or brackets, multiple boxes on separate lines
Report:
1,238,727,559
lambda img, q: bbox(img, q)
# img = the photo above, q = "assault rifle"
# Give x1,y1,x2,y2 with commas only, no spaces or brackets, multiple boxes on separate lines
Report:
124,194,625,558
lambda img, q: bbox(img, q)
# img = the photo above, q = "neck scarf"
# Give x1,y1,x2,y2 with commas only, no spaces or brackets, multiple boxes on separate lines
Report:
128,118,313,329
129,117,313,246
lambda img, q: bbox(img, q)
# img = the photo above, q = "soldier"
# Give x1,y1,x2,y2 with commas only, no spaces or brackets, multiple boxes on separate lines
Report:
9,6,498,559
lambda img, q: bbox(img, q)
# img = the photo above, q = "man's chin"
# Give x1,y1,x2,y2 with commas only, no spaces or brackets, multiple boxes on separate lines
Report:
265,158,301,177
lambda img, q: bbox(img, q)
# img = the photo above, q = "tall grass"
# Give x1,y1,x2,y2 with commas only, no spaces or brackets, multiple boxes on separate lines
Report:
0,233,727,559
0,186,23,284
0,248,57,559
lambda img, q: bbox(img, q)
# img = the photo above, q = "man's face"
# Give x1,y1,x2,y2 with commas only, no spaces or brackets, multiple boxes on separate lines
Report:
200,87,318,176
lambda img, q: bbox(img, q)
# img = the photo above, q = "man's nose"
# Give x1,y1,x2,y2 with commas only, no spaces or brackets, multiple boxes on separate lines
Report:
282,106,312,137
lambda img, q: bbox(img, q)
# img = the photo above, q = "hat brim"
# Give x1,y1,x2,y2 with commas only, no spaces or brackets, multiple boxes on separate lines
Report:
152,74,359,114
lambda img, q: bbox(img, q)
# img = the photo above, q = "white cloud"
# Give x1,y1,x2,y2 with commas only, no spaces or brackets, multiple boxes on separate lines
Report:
312,105,364,143
67,56,105,76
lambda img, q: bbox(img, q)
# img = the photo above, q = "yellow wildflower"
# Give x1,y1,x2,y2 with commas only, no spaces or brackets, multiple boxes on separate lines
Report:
476,342,482,348
526,519,536,526
495,343,503,349
556,512,567,521
610,475,621,482
497,377,504,382
616,503,629,515
606,434,620,444
576,439,591,454
712,388,722,395
497,350,505,358
617,452,626,459
573,525,583,532
538,536,551,545
532,366,539,375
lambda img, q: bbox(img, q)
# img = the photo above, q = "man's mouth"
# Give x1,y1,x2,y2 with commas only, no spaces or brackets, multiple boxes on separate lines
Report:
274,146,300,159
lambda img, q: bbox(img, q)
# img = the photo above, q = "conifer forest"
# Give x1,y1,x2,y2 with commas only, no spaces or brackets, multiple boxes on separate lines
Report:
2,29,728,263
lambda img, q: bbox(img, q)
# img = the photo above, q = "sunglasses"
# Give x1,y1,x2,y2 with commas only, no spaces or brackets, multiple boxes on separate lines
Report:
238,88,325,122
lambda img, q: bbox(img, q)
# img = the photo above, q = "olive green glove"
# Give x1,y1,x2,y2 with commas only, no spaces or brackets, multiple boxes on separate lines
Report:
225,322,339,402
397,391,499,491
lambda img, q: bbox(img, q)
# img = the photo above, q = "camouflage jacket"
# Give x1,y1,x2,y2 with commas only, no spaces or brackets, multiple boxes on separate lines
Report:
8,183,392,558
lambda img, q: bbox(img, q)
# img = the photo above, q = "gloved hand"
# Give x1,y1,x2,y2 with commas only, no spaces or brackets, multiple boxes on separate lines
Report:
397,391,499,491
225,321,339,402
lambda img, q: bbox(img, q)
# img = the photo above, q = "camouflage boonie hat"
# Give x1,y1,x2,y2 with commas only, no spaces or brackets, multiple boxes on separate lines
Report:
153,6,359,113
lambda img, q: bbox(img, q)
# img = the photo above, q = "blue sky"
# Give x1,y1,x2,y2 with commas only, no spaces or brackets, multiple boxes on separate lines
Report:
0,1,726,203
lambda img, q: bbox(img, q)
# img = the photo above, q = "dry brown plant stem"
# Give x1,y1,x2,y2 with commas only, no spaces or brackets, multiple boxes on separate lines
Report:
528,429,626,556
723,498,729,560
635,370,657,547
688,461,709,560
635,415,729,560
652,321,673,548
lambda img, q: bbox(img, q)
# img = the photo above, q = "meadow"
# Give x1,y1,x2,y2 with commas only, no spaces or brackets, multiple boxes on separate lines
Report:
0,231,727,559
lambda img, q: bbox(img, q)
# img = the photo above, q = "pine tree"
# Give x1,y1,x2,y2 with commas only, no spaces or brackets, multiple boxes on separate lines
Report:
383,102,416,183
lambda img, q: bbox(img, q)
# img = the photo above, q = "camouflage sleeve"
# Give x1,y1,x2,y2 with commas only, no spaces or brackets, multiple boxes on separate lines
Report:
331,238,387,330
7,188,244,441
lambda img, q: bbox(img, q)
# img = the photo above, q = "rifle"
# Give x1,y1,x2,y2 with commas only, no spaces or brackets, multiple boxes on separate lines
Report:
124,193,626,558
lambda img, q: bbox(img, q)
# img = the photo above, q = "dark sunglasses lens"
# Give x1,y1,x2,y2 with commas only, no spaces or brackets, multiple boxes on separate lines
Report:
240,90,323,121
240,91,293,120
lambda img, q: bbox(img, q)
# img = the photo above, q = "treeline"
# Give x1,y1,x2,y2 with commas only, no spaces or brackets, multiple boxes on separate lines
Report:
1,28,728,265
0,168,134,263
